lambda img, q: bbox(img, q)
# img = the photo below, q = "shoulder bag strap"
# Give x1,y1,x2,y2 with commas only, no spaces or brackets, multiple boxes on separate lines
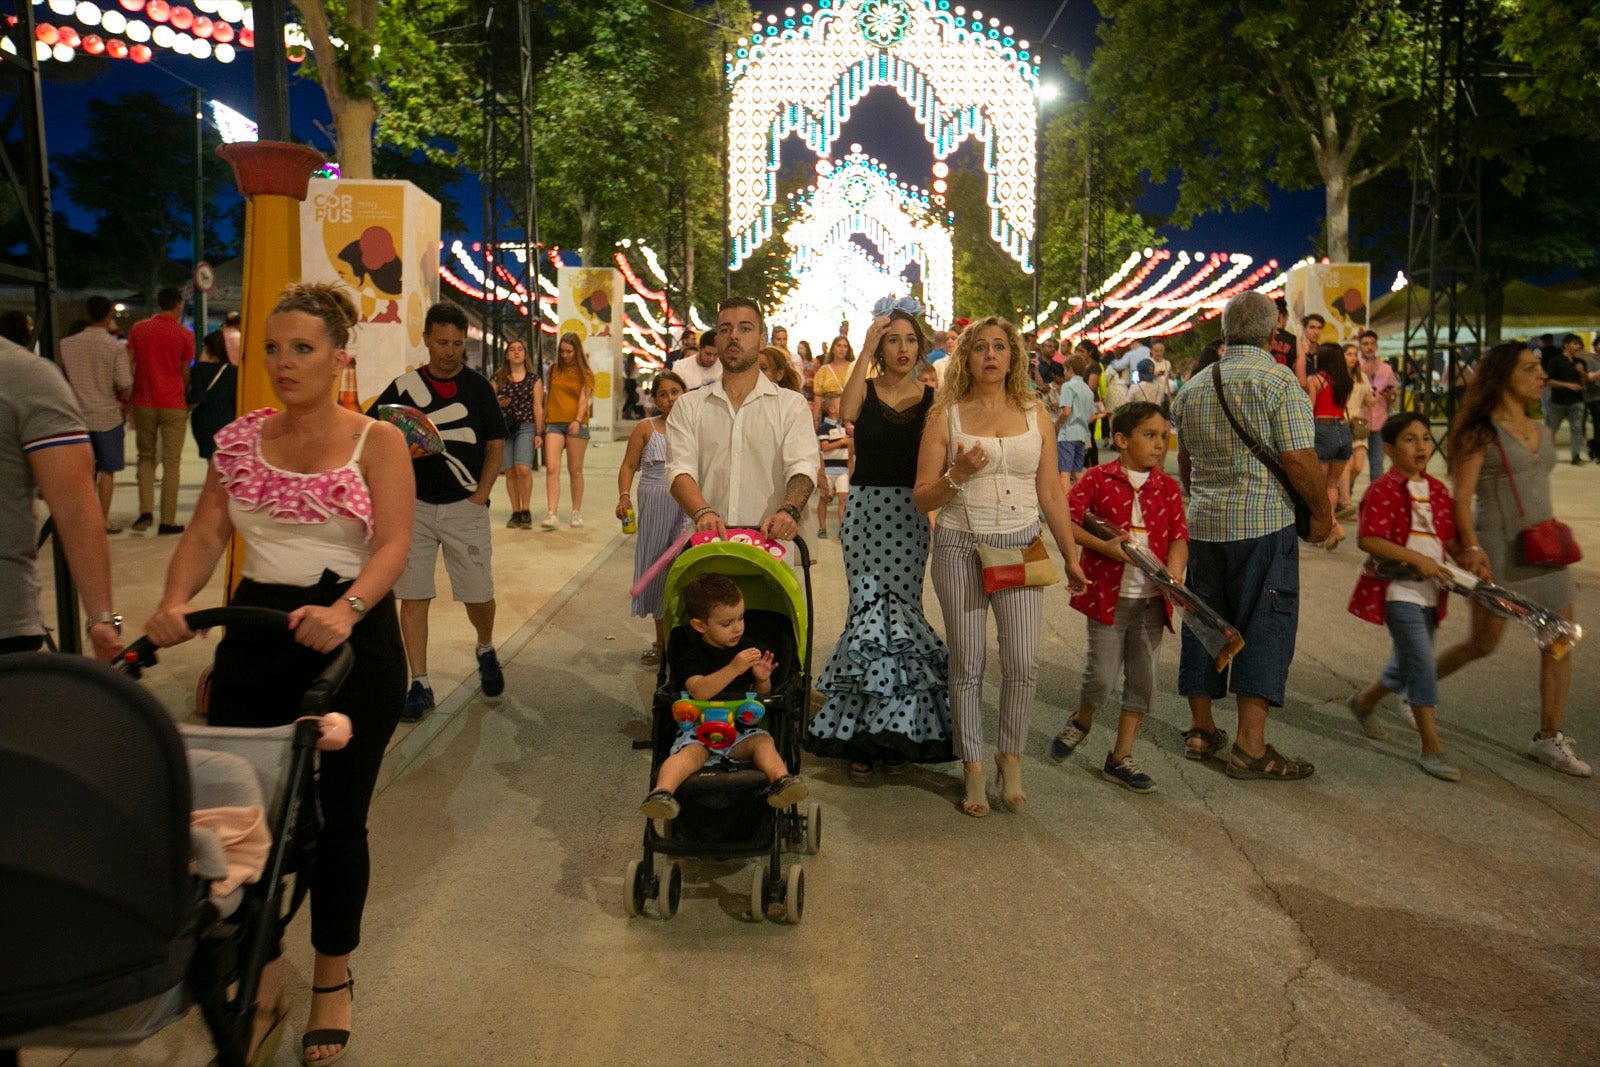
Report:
1210,361,1301,504
1492,432,1526,518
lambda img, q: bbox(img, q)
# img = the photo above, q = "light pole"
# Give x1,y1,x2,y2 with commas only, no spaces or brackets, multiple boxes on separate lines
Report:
1033,82,1062,330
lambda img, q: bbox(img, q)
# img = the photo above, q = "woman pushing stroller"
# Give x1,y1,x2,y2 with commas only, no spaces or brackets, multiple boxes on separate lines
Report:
145,283,414,1066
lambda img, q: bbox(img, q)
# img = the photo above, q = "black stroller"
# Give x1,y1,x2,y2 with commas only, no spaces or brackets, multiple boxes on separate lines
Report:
0,607,349,1067
624,536,821,923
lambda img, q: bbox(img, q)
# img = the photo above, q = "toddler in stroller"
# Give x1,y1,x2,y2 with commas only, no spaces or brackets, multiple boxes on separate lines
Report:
624,537,820,923
639,573,808,820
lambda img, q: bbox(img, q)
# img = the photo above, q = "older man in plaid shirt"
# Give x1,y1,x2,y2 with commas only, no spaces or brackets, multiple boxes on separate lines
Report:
1172,291,1343,781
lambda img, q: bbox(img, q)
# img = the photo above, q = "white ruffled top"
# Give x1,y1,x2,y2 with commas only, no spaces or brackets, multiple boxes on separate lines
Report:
212,409,374,586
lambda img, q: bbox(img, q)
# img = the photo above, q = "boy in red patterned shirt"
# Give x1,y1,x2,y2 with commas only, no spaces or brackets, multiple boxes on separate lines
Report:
1050,402,1188,793
1346,413,1472,781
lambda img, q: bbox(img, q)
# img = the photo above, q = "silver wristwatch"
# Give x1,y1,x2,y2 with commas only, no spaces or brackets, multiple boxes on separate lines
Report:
344,595,368,619
86,611,123,635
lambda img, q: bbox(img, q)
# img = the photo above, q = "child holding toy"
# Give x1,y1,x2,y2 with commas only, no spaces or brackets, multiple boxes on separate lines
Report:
640,573,808,819
1345,412,1474,781
1050,401,1188,793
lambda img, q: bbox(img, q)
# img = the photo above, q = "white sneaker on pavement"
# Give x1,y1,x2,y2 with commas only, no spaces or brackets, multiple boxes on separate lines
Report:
1527,732,1592,777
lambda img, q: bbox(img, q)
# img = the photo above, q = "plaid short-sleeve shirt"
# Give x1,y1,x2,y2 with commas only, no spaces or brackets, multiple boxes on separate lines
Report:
1171,344,1315,542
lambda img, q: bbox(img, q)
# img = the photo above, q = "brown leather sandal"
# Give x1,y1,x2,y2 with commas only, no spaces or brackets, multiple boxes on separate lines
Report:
1224,743,1314,781
1182,727,1228,761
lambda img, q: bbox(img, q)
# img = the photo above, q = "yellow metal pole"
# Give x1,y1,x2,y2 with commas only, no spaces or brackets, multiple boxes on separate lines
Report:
216,142,326,593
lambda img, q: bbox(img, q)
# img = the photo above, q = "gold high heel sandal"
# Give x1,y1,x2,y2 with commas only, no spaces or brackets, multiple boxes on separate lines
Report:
960,765,989,817
995,757,1026,812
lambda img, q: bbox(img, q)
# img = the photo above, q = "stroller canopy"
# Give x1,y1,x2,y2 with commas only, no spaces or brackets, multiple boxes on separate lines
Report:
662,541,809,670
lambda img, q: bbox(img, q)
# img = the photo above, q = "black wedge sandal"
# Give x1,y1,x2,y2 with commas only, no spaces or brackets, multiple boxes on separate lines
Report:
301,971,354,1066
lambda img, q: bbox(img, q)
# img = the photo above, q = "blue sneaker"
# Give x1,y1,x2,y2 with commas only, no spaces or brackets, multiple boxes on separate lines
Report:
1048,718,1090,764
1102,753,1156,794
401,680,434,723
477,646,505,698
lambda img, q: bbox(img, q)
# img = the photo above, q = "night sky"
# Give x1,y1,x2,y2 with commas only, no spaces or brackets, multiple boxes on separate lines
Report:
36,0,1320,268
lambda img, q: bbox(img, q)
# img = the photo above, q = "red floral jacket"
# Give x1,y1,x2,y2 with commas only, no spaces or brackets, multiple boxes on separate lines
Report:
1347,468,1457,625
1067,462,1187,627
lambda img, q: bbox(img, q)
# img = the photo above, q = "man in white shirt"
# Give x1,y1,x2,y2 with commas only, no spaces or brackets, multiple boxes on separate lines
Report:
667,298,819,542
670,329,723,392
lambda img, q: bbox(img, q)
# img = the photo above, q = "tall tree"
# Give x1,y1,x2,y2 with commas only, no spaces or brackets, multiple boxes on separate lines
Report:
293,0,479,179
1037,101,1160,314
1087,0,1428,262
54,93,235,305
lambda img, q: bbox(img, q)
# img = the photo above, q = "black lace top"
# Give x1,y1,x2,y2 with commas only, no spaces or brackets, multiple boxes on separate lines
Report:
851,381,933,488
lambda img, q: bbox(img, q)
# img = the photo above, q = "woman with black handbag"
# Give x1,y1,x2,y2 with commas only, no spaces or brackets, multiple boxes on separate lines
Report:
1436,341,1588,776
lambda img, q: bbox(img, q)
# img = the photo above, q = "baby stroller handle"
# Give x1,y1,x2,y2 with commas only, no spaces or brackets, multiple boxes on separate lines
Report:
117,609,355,710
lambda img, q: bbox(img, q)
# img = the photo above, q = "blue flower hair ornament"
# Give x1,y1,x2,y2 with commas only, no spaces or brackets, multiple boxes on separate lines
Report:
871,294,924,319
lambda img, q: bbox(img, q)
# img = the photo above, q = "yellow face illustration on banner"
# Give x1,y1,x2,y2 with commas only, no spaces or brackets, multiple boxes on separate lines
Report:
571,269,615,337
313,184,406,324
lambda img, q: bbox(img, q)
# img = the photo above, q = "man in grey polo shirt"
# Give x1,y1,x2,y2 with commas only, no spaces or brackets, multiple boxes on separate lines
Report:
0,336,122,660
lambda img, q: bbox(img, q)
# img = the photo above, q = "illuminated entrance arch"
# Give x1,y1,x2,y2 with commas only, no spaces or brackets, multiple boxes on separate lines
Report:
783,152,953,329
727,0,1039,271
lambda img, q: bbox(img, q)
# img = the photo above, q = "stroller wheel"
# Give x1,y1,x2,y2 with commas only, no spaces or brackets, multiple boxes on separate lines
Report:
802,802,822,856
656,861,682,920
749,864,768,923
623,859,648,918
781,865,805,925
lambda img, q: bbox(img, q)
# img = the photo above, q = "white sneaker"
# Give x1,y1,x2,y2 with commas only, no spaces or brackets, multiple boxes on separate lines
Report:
1399,701,1417,730
540,513,557,530
570,514,584,529
1527,732,1593,777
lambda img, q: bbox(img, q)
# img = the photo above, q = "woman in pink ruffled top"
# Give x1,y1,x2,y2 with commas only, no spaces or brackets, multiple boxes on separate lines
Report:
145,283,414,1066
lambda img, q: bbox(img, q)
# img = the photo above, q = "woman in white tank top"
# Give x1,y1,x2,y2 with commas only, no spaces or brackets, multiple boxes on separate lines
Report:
145,284,415,1065
915,318,1088,818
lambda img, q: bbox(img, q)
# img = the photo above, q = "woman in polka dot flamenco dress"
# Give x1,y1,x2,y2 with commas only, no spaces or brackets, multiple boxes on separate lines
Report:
806,297,953,778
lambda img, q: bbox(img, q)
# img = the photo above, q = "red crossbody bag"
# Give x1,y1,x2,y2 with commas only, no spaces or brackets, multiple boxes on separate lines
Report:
1495,435,1581,568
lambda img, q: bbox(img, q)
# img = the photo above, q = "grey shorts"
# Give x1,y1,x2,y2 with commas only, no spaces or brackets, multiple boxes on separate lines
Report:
1080,595,1166,715
394,498,495,603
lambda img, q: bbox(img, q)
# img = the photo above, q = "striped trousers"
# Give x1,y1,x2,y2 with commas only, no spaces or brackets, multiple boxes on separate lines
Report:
929,522,1043,762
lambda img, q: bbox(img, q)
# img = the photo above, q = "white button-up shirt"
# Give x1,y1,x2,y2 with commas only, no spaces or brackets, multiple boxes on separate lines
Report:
665,372,820,526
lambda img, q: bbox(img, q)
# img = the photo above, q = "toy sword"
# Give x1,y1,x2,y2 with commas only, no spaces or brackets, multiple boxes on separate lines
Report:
1083,512,1245,670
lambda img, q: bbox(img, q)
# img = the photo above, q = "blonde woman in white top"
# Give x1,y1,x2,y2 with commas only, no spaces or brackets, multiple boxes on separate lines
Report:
915,318,1089,817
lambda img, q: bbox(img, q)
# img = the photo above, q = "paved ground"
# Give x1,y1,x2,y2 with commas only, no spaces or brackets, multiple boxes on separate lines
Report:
26,430,1600,1066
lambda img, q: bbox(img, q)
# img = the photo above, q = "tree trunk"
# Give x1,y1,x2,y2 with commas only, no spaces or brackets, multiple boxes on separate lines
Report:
334,98,377,180
580,202,599,266
1324,167,1351,262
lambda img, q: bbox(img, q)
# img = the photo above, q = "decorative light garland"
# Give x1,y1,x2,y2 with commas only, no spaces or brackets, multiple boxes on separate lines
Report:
1044,248,1286,350
727,0,1038,272
20,1,332,65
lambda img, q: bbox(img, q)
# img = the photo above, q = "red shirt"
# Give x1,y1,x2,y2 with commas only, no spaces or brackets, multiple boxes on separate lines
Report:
128,314,193,409
1311,371,1344,418
1067,461,1188,627
1347,469,1457,625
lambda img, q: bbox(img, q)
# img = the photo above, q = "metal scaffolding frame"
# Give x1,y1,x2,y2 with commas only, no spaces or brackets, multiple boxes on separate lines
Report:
2,2,80,653
1402,0,1485,445
480,0,544,426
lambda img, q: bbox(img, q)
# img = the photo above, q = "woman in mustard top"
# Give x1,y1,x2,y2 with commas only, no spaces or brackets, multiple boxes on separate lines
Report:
541,332,595,530
810,334,855,425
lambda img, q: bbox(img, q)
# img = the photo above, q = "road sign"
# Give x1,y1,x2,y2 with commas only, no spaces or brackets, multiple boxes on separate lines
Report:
194,261,215,293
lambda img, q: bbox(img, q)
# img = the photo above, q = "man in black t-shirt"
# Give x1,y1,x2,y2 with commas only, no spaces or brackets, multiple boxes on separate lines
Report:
372,302,508,720
1542,334,1588,465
